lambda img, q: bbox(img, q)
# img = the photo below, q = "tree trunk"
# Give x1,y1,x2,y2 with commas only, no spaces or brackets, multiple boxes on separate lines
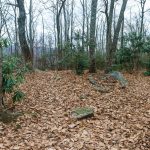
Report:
29,0,34,58
70,0,74,51
105,0,128,67
56,0,67,55
89,0,98,73
140,0,146,36
105,0,115,67
16,0,32,64
120,16,124,49
81,0,85,51
63,3,69,43
14,0,19,56
112,0,128,53
0,43,3,111
56,0,67,69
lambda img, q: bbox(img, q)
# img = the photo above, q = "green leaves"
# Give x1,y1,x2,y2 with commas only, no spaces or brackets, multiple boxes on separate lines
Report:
2,57,27,103
0,38,26,106
0,39,8,48
13,91,25,103
74,51,89,75
3,75,16,93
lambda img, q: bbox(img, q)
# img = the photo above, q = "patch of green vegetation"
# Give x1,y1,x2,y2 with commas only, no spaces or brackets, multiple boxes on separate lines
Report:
143,71,150,76
3,56,28,104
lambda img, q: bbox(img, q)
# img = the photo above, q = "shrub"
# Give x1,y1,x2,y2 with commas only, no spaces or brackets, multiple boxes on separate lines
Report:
95,51,106,69
115,47,134,71
143,71,150,76
115,32,145,71
74,51,89,75
2,57,27,105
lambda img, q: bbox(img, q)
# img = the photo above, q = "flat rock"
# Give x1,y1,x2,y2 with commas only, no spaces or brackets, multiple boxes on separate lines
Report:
0,111,22,124
71,107,94,119
88,75,110,93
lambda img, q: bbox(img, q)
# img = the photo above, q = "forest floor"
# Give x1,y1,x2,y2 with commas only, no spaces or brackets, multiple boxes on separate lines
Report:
0,70,150,150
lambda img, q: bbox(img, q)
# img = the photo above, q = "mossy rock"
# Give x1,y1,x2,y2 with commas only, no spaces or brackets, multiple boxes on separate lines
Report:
0,111,22,124
71,107,94,119
88,75,110,93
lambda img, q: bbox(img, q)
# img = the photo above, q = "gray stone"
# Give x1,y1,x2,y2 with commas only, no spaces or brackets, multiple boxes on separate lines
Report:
109,71,128,88
71,107,94,119
88,75,110,93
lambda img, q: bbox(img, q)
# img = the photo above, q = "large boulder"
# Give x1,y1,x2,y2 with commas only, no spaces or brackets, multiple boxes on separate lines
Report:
108,71,128,88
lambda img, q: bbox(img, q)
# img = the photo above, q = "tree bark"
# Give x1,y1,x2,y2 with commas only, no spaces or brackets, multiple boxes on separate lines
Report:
105,0,128,67
0,42,3,111
63,3,69,43
140,0,146,36
16,0,32,63
80,0,85,51
120,16,124,49
29,0,34,58
56,0,67,53
70,0,74,51
89,0,98,73
112,0,128,52
106,0,115,67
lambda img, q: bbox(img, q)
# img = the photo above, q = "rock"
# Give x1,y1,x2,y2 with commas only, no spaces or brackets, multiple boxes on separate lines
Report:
0,111,22,124
108,71,128,88
93,85,109,93
71,107,94,119
88,75,110,93
88,75,97,85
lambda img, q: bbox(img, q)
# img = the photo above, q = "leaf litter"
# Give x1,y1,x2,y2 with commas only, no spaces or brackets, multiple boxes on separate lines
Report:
0,70,149,150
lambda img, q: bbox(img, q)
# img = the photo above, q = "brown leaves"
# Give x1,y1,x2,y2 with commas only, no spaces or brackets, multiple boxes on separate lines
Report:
0,71,149,149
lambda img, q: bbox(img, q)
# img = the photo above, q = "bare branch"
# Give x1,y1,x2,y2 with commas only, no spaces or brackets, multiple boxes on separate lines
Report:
6,3,18,7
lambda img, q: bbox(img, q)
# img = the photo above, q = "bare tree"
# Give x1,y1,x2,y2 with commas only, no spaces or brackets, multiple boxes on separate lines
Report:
0,0,10,38
0,40,2,111
80,0,85,51
112,0,128,53
70,0,74,50
56,0,67,52
16,0,32,64
63,0,70,43
7,0,19,55
139,0,147,36
89,0,98,73
104,0,128,67
104,0,115,67
29,0,34,58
